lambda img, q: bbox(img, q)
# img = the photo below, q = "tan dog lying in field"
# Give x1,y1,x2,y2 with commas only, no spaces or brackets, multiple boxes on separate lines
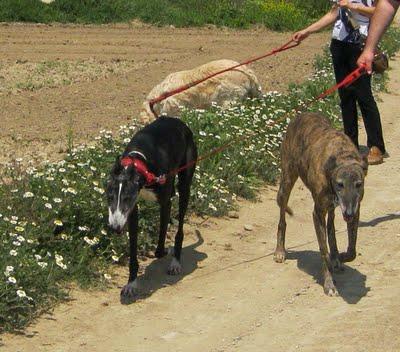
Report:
274,112,368,297
140,59,262,121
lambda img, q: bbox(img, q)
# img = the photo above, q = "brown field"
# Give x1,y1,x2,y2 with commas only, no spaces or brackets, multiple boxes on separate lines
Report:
0,23,327,166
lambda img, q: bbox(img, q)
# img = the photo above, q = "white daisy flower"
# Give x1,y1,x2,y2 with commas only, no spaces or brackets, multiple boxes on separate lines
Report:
7,276,17,284
16,290,27,298
9,249,18,256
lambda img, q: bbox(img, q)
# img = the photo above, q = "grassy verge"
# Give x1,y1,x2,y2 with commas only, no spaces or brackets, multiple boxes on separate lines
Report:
0,0,330,30
1,27,399,333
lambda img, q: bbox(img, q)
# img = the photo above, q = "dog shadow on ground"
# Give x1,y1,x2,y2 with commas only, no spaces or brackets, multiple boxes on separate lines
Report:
126,229,207,303
359,213,400,228
286,250,370,304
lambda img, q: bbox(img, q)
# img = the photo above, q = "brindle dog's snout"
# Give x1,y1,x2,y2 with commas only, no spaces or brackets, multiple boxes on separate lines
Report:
342,207,355,222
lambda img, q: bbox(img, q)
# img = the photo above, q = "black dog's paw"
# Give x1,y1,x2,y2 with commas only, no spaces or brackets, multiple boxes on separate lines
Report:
120,281,138,305
155,247,168,258
167,257,182,276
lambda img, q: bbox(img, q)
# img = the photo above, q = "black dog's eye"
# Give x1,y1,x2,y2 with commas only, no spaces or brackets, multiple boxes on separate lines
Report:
355,181,362,188
337,181,344,189
122,195,132,202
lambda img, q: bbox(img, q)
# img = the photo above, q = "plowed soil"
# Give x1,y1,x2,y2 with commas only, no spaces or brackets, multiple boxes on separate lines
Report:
0,23,328,166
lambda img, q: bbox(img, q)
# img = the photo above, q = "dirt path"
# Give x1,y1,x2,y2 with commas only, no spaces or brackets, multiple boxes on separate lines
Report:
2,23,400,351
0,23,328,166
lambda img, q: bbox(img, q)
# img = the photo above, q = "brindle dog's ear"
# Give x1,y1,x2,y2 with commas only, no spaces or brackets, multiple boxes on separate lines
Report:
324,156,337,178
361,154,368,176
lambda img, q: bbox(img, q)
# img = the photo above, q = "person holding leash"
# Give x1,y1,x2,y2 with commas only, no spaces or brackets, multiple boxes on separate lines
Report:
293,0,386,165
357,0,400,73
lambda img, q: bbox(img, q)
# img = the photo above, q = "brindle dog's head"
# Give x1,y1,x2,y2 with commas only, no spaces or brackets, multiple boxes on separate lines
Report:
326,155,368,222
106,157,143,234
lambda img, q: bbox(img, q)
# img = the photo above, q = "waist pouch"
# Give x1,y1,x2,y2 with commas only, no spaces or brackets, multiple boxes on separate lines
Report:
359,35,389,74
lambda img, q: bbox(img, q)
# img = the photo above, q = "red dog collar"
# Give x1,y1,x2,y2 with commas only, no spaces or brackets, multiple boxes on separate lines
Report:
120,157,166,186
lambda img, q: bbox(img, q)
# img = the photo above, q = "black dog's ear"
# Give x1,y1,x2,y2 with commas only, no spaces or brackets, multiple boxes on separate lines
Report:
361,154,368,176
126,165,141,183
111,155,123,175
324,156,337,178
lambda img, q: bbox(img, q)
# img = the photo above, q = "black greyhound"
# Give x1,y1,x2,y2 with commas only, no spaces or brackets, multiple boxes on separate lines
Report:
107,117,197,303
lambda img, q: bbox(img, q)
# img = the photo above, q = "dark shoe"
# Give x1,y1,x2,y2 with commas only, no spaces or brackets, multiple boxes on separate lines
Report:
367,146,384,165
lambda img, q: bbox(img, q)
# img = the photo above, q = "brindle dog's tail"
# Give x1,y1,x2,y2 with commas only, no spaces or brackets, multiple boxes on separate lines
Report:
277,188,294,216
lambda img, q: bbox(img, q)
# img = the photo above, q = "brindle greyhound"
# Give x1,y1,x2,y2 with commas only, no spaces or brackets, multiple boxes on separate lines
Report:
274,112,368,296
107,117,197,303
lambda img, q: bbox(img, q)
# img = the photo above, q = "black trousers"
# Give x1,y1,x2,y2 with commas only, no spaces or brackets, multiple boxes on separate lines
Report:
330,39,385,153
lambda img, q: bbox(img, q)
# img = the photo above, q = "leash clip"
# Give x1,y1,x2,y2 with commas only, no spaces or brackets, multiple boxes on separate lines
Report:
155,174,167,185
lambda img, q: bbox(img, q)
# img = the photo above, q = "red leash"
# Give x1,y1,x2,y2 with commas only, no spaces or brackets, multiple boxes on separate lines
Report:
152,65,367,184
148,39,300,118
127,64,366,187
315,65,366,101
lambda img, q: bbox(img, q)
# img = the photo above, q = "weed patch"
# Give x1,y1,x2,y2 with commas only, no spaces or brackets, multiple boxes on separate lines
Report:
1,0,331,30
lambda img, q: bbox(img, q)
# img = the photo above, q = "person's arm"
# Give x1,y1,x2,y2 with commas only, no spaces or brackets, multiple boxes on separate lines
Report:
339,0,376,17
292,6,339,42
357,0,399,73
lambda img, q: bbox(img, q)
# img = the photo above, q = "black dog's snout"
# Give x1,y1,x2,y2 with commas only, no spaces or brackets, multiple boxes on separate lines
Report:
109,223,123,234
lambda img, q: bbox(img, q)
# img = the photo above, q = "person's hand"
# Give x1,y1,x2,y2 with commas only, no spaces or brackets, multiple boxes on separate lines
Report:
292,29,310,43
357,49,374,74
338,0,352,9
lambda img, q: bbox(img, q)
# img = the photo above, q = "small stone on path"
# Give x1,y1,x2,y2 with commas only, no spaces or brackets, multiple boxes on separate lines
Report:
244,224,254,231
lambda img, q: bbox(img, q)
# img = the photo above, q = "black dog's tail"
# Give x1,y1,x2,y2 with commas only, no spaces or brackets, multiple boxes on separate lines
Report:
193,229,204,249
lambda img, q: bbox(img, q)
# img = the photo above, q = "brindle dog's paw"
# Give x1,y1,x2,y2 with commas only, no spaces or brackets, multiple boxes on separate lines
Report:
323,277,339,297
331,256,344,273
120,281,138,305
273,249,286,263
167,257,182,275
339,251,356,263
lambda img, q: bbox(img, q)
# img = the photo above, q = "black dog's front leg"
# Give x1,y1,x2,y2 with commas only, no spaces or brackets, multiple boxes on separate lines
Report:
121,204,139,304
340,208,360,263
155,198,171,258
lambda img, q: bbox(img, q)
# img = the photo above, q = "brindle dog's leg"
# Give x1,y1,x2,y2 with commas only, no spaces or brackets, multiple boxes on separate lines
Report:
121,204,139,304
340,208,360,263
327,208,343,272
274,167,297,263
313,205,338,296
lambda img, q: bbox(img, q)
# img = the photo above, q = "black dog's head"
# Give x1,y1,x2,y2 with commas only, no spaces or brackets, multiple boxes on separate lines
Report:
106,157,143,234
326,155,368,222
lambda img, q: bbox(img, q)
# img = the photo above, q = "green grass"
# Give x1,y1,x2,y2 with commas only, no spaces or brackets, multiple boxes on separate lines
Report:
1,27,399,333
0,0,330,30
